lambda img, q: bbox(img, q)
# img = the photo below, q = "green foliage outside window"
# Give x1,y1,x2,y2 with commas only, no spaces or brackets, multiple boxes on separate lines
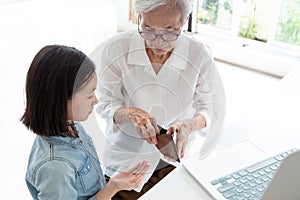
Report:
197,0,233,26
196,0,299,48
276,0,300,46
198,2,218,25
238,0,259,40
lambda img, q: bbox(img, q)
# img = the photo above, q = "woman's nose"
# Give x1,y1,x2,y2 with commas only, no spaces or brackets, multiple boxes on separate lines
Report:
154,36,164,45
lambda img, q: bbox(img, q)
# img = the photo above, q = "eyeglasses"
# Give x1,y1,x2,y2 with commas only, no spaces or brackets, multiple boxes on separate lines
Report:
138,15,180,41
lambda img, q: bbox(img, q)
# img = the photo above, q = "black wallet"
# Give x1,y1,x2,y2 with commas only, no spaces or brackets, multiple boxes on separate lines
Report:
156,126,180,162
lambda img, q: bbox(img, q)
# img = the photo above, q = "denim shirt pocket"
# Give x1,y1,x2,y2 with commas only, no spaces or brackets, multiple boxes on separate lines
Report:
76,156,101,193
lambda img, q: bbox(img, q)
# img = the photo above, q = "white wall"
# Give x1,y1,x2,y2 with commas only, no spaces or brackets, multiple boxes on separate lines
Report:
115,0,132,31
0,0,117,198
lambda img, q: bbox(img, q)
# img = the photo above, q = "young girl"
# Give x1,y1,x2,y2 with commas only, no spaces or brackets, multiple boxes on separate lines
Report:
21,45,149,200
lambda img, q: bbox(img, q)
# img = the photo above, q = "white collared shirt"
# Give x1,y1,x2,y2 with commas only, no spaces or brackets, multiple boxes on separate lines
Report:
95,30,217,190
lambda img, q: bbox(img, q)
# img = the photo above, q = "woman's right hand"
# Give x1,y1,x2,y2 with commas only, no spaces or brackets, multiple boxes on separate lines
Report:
128,107,159,144
109,161,150,191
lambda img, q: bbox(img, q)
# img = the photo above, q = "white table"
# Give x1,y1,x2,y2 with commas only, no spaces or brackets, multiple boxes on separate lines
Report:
139,164,213,200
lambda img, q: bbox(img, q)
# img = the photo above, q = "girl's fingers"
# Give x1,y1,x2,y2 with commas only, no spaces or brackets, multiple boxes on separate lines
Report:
130,161,148,175
128,162,142,173
133,161,149,175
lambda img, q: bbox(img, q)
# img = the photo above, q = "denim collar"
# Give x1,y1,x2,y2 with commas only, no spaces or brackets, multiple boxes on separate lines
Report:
43,122,82,145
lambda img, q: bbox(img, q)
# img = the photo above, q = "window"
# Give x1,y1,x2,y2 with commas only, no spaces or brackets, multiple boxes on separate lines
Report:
196,0,233,31
192,0,300,60
274,0,300,48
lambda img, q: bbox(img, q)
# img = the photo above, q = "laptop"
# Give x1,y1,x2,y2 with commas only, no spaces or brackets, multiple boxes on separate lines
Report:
182,139,300,200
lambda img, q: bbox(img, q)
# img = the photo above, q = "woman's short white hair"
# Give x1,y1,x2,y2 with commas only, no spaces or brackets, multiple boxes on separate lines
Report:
133,0,192,23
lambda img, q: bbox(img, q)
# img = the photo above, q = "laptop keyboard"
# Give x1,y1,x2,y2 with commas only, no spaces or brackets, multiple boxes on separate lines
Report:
211,148,297,200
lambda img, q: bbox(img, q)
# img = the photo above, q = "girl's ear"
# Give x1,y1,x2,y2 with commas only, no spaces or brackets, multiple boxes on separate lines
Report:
67,99,73,121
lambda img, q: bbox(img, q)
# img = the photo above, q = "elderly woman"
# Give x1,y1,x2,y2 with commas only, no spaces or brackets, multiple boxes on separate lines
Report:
96,0,217,199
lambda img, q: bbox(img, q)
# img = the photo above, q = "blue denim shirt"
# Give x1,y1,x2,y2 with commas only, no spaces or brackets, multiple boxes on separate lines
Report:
26,123,106,200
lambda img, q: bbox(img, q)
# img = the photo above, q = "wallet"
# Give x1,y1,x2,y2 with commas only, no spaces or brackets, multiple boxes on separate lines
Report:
156,126,180,162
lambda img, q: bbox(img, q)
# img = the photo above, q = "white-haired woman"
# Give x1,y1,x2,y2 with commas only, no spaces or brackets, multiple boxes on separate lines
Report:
96,0,218,199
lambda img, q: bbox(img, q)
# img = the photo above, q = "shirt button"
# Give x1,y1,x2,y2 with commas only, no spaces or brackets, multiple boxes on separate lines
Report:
87,165,90,170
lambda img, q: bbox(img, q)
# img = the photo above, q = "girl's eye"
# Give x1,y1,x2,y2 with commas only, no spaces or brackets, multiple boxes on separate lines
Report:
87,95,94,99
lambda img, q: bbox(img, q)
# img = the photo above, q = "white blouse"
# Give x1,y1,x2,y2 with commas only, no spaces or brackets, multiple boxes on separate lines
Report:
95,30,217,191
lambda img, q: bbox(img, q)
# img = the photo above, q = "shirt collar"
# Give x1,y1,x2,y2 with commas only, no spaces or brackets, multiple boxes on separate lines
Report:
127,32,189,70
168,34,189,70
127,31,149,66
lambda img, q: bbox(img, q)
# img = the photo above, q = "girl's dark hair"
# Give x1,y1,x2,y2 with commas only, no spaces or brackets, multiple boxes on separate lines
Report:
20,45,95,137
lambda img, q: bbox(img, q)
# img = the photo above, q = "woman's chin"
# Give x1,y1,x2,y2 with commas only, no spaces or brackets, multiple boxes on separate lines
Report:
153,48,169,55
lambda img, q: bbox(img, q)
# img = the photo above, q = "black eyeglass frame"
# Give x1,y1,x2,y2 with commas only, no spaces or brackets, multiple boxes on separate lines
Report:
137,15,181,41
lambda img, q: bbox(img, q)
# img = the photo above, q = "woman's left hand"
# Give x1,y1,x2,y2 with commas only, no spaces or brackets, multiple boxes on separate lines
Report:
167,115,206,158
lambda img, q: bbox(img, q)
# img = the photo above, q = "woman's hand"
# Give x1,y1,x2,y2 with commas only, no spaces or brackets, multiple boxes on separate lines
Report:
167,115,206,158
108,161,150,191
128,107,160,144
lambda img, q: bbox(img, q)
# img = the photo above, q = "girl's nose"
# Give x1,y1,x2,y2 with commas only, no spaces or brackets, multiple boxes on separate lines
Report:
94,95,99,105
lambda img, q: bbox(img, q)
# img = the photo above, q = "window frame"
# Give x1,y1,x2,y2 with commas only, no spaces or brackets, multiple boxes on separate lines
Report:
191,0,300,60
192,0,300,77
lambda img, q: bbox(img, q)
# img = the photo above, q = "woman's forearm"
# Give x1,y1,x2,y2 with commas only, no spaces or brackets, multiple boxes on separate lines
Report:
113,107,132,124
191,114,206,131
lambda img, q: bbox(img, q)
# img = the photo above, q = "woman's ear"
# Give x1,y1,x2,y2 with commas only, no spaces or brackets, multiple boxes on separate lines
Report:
186,14,190,22
181,14,190,27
